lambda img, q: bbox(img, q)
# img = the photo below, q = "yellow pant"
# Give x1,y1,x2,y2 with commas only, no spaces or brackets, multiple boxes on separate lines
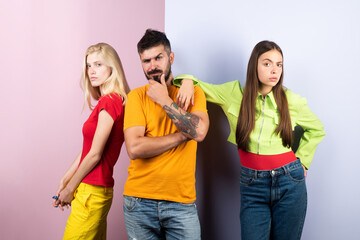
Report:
63,183,113,240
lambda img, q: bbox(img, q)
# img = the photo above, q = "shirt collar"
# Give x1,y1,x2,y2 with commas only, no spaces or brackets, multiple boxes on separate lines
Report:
257,91,278,109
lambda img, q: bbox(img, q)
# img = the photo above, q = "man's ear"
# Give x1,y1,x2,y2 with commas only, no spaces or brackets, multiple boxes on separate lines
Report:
169,52,174,65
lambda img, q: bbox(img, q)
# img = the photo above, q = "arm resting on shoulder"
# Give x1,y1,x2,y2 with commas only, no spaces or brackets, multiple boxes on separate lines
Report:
174,74,241,107
147,77,209,142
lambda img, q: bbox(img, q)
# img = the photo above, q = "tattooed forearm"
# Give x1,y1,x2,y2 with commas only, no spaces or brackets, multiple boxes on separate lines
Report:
163,102,200,139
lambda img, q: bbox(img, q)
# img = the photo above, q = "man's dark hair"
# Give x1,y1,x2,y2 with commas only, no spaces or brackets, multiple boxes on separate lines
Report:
137,29,171,55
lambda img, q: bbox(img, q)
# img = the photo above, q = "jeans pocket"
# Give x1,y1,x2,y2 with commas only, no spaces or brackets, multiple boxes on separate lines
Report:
287,166,305,182
123,195,139,212
180,202,196,208
239,173,254,186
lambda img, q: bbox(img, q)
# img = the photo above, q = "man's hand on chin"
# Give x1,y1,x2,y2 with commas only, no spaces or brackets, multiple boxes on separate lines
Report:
147,74,172,107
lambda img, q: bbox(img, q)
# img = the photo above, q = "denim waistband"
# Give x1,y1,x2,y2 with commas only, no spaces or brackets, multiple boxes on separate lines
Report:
240,159,302,178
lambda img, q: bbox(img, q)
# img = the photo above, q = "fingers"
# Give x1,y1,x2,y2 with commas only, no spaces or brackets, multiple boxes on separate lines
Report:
61,201,70,209
184,98,190,111
52,195,59,208
177,95,184,109
148,80,156,85
58,203,65,211
56,197,65,211
58,200,70,211
176,93,182,107
52,193,72,211
176,93,180,106
302,165,307,178
177,96,186,109
176,94,192,111
160,74,166,86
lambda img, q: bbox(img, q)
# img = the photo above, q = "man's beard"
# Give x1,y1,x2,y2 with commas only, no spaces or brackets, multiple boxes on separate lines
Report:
145,64,172,83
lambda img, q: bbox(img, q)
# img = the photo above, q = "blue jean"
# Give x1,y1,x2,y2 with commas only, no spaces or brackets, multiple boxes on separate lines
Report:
240,159,307,240
123,196,201,240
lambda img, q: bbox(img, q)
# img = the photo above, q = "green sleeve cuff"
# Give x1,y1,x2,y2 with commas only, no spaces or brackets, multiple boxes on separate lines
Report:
173,74,199,87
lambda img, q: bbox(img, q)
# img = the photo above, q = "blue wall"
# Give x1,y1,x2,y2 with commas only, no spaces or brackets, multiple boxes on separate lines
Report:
166,0,360,239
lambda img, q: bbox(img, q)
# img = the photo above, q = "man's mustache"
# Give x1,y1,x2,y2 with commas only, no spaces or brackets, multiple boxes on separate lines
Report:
147,69,163,82
147,69,163,75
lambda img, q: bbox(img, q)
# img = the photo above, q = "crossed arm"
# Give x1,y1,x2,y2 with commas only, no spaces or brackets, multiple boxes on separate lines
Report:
125,127,188,159
124,76,209,160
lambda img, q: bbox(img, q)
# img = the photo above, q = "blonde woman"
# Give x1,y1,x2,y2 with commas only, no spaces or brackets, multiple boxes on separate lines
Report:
52,43,130,239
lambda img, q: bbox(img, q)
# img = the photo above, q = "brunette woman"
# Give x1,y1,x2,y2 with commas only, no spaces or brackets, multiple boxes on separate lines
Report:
174,40,325,240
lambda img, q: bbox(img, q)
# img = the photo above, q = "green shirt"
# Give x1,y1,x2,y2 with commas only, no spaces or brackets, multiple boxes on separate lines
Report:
174,75,325,169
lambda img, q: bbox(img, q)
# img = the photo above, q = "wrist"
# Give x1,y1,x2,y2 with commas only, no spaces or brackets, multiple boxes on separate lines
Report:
159,96,173,107
177,132,188,142
181,78,193,85
65,181,77,193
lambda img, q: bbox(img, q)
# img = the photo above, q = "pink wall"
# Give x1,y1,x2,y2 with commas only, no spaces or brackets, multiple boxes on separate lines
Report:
0,1,164,239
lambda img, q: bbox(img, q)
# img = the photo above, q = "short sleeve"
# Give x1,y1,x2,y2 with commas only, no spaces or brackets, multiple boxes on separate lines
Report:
98,94,123,121
124,88,147,130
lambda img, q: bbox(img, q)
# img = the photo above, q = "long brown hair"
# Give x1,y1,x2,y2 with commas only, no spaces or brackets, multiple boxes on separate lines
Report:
236,41,292,151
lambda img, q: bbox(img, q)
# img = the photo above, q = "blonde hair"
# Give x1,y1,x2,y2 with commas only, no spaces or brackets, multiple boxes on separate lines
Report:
81,43,130,110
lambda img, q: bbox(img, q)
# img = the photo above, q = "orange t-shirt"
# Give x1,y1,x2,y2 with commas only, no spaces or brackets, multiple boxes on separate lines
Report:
123,84,207,203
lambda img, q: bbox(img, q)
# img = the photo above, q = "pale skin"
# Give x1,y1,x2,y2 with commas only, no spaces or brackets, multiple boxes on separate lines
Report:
124,45,209,160
52,152,81,210
177,50,307,176
257,49,282,96
53,110,114,209
53,51,117,209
